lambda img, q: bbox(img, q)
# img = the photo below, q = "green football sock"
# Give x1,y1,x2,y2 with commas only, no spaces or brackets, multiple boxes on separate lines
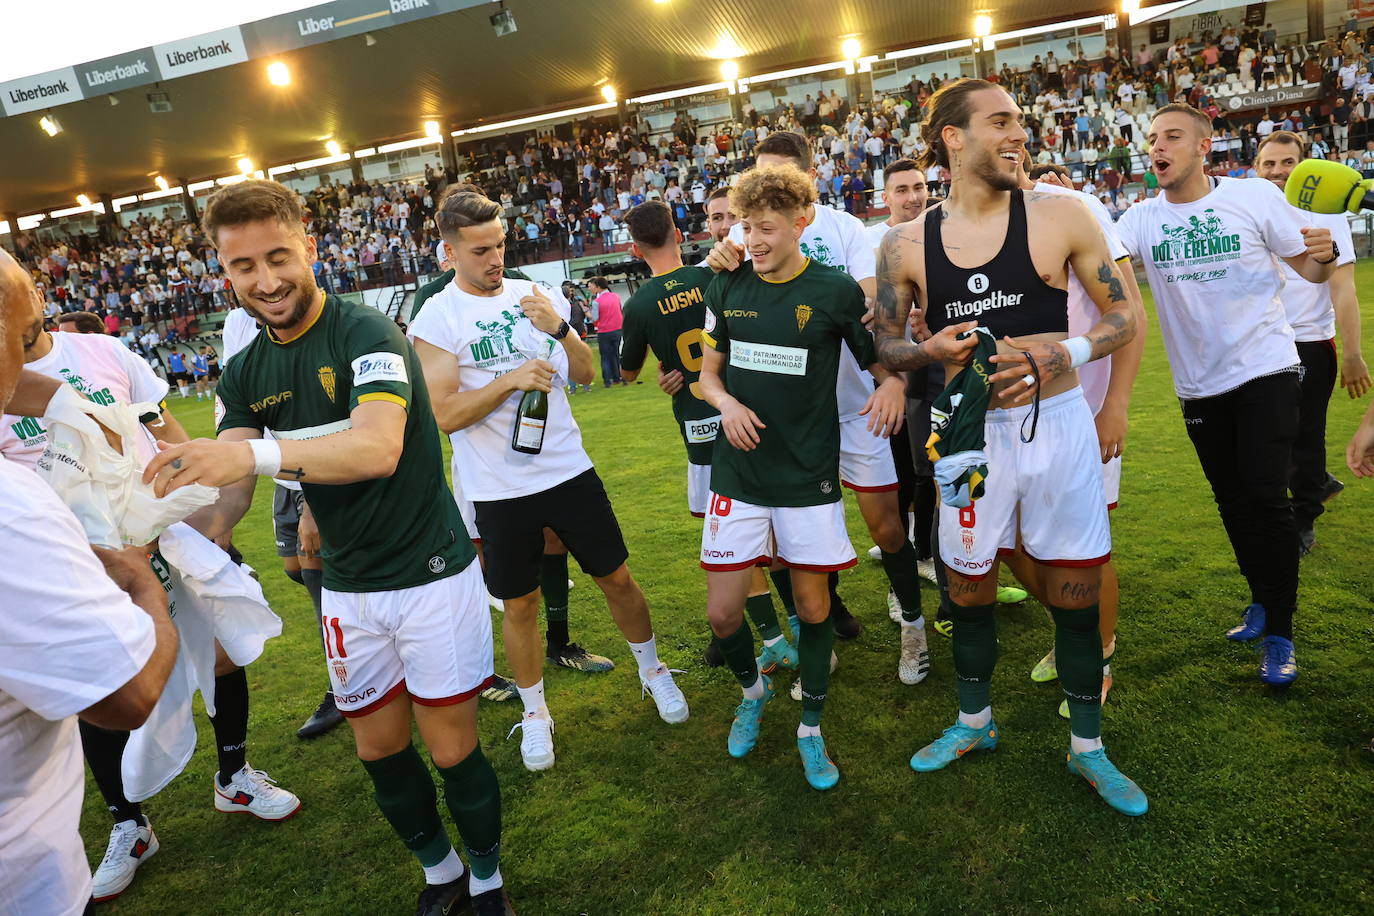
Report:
436,746,502,881
745,593,783,641
880,540,924,623
360,745,450,867
768,568,796,616
797,618,834,727
951,603,997,715
715,619,760,689
541,553,570,648
1049,604,1103,740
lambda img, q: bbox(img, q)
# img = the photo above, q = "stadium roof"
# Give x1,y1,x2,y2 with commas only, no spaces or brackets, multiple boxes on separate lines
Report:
0,0,1118,216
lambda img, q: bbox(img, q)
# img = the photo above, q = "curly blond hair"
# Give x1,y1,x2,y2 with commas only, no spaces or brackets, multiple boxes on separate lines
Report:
728,165,816,220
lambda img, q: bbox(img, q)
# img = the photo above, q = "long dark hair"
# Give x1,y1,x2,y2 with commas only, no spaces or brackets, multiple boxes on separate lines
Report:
917,78,999,171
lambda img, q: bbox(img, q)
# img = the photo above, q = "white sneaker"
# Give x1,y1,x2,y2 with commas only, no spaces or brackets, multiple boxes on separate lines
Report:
640,663,689,723
867,545,882,561
899,624,930,685
213,764,302,820
91,818,159,902
917,559,939,584
887,589,902,623
488,593,504,612
789,651,839,700
508,708,555,771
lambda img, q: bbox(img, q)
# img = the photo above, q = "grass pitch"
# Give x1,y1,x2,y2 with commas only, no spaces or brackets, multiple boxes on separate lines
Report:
83,269,1374,915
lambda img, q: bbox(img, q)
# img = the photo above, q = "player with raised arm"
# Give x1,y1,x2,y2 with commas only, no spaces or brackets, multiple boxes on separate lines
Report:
142,181,515,915
1115,105,1336,686
409,189,688,776
873,79,1146,816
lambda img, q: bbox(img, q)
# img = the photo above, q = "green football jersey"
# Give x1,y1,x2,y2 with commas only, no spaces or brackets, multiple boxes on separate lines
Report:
619,264,719,465
216,295,475,592
702,259,874,507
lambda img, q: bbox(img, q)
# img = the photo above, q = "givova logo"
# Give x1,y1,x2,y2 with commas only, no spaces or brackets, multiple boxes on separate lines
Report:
1151,209,1242,266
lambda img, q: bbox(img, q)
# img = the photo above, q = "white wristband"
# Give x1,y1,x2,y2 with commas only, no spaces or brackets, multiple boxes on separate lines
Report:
248,438,282,477
1063,335,1093,370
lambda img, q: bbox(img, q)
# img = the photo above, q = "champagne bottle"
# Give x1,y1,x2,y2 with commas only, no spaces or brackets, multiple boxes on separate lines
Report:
512,338,556,454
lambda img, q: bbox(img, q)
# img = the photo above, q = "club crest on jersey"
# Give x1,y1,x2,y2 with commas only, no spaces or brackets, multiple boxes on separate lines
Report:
795,303,812,331
709,516,719,540
332,658,349,688
318,365,337,401
821,480,833,494
962,530,975,557
428,555,446,574
664,279,682,291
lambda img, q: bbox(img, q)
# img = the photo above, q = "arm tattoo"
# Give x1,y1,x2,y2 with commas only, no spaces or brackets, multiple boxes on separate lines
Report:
1096,260,1126,303
285,467,306,480
874,232,935,371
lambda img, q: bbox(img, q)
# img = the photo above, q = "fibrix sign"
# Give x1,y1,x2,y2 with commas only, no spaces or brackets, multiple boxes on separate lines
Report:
0,0,488,117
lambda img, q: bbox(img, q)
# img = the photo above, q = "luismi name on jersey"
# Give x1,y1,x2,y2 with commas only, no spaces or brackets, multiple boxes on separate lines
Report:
730,342,808,376
941,273,1024,321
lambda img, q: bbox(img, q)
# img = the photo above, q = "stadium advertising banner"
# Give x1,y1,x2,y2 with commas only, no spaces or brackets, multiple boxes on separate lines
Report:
0,0,487,117
1224,83,1324,111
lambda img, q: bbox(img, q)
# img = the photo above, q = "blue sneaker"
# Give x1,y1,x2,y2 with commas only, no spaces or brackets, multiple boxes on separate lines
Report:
1066,747,1148,816
727,676,773,759
910,719,999,772
798,734,840,790
1259,635,1298,686
756,638,798,674
1225,603,1265,641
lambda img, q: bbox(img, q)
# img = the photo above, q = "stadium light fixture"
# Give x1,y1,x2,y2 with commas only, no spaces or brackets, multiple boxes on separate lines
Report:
326,139,342,157
721,60,739,82
601,84,618,103
424,120,442,139
364,33,377,47
267,61,291,86
155,175,169,191
974,15,993,38
39,114,61,137
841,38,861,60
1121,0,1140,14
76,194,91,208
237,157,254,175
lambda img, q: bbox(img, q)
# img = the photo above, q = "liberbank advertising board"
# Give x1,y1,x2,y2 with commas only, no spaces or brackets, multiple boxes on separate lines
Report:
0,0,487,117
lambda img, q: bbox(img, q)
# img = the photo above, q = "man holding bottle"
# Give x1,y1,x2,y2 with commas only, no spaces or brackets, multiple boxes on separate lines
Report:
411,188,689,775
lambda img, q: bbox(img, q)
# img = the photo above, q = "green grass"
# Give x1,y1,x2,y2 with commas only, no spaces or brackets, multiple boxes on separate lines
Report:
85,268,1374,915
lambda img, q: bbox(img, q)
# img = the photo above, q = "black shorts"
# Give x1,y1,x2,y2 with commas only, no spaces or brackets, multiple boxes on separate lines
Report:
272,484,305,557
474,468,629,599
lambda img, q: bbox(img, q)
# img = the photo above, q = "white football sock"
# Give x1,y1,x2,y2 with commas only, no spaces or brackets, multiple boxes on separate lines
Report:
763,634,784,647
900,615,926,629
740,675,765,700
627,635,660,675
517,681,546,718
958,706,992,729
1071,733,1104,754
423,847,465,885
470,865,503,896
797,722,821,739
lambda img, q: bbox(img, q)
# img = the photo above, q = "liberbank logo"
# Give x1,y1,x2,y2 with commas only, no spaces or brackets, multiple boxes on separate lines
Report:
155,26,249,78
298,0,431,34
8,77,71,103
0,67,83,114
84,59,150,86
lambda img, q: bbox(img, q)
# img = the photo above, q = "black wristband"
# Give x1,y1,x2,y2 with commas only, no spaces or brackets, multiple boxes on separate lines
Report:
552,319,571,340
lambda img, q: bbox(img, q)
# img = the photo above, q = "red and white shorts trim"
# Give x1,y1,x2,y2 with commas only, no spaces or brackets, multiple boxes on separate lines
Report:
700,491,857,572
839,414,899,492
687,462,711,517
321,560,495,717
939,388,1111,580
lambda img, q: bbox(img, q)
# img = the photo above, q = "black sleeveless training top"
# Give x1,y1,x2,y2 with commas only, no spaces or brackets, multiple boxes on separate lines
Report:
923,189,1068,339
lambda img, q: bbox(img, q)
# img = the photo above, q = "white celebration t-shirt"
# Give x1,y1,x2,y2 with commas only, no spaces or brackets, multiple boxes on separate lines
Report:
409,278,593,501
0,457,156,916
1115,176,1303,399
